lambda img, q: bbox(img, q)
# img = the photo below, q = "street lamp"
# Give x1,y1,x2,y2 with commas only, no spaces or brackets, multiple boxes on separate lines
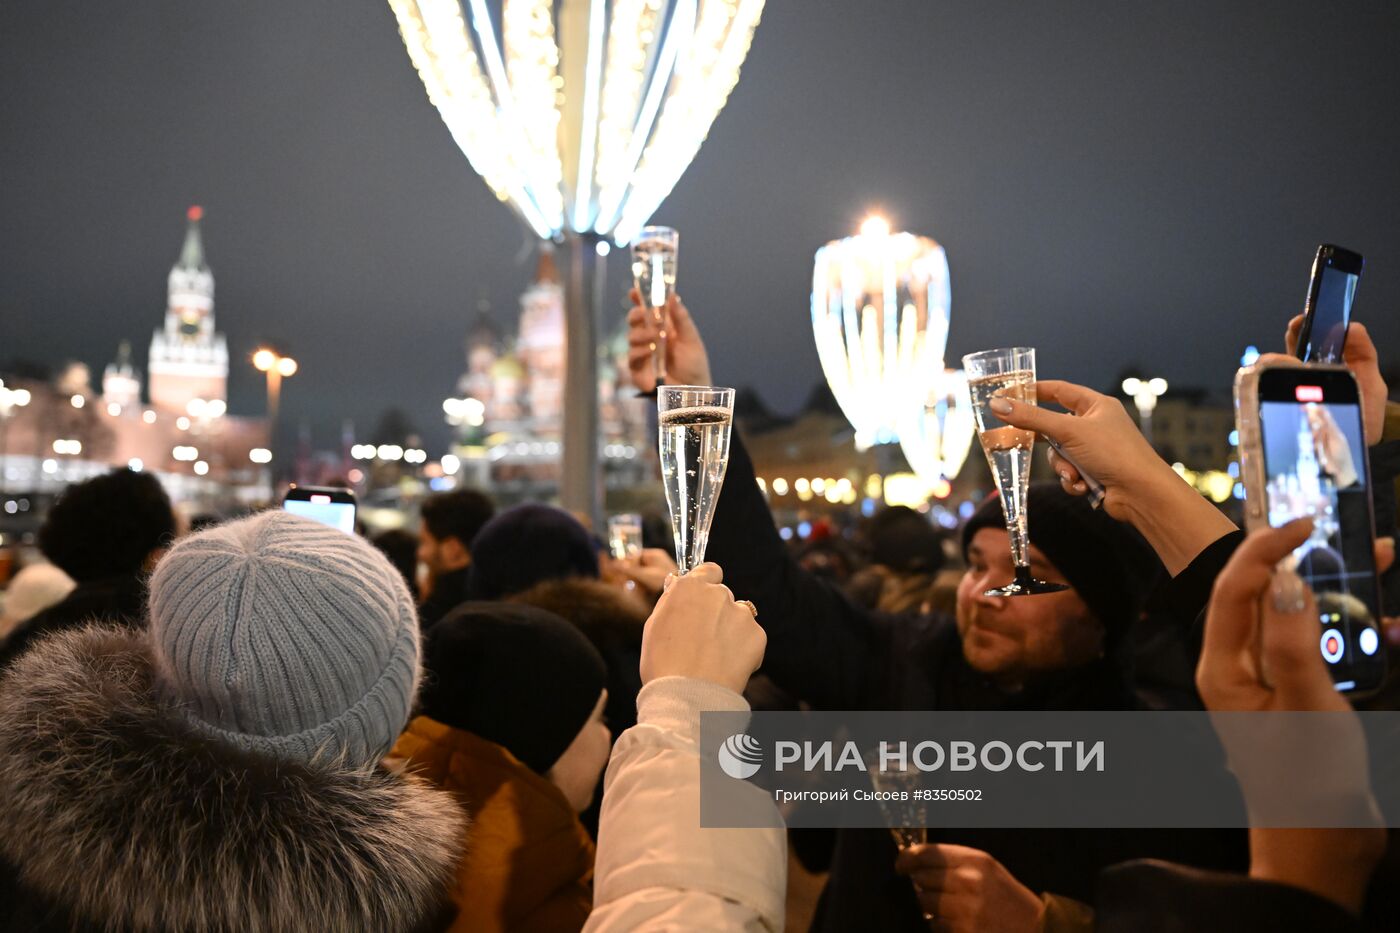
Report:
388,0,766,520
1122,376,1168,447
253,348,298,423
253,349,297,472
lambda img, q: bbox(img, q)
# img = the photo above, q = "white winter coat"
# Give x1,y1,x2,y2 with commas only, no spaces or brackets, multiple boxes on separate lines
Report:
586,677,787,932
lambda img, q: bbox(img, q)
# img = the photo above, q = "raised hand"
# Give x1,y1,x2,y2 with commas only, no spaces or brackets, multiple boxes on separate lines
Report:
626,289,712,393
639,562,765,695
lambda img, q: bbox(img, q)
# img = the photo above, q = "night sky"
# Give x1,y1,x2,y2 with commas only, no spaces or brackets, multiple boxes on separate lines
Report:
4,1,1399,454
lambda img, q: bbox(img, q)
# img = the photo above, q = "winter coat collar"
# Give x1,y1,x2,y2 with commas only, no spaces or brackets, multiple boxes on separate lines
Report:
0,625,466,932
508,576,650,638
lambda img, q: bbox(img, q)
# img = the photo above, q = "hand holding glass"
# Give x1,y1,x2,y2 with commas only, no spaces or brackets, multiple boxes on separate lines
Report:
631,226,678,385
657,385,733,574
962,347,1067,597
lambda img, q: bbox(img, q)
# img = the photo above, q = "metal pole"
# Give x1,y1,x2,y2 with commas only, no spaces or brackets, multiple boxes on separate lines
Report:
561,231,601,525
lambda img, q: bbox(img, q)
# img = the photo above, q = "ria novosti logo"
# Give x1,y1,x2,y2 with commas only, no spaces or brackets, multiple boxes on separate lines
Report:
718,733,763,780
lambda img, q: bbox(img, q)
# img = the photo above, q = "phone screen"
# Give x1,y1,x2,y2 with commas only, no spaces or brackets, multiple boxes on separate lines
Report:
1300,250,1361,364
283,495,357,534
1258,369,1383,691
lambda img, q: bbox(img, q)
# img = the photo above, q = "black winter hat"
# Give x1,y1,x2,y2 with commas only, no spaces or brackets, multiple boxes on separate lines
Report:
419,601,608,774
960,483,1160,641
868,505,946,574
466,504,600,600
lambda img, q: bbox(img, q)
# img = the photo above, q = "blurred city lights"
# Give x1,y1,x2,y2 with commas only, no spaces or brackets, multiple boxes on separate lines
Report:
249,448,273,464
440,453,461,475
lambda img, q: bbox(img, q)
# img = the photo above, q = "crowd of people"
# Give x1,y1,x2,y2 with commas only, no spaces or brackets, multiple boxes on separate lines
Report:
0,293,1396,932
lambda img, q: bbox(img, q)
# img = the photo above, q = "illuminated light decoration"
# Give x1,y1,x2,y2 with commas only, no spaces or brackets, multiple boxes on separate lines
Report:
142,410,157,424
107,403,122,417
193,460,210,476
70,394,85,409
172,446,199,462
812,217,973,487
898,368,977,490
127,458,144,471
249,448,273,464
882,472,932,509
387,0,764,242
388,0,764,518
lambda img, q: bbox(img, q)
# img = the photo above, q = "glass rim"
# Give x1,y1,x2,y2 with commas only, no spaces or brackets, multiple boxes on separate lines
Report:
657,384,735,394
633,225,679,247
961,346,1036,364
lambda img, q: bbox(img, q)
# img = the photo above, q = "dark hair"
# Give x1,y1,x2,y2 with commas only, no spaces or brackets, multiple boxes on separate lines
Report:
866,506,946,575
371,528,420,600
419,488,496,550
39,469,175,582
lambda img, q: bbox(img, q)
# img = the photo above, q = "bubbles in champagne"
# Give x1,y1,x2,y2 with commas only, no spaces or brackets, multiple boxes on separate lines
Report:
658,405,732,573
968,370,1038,568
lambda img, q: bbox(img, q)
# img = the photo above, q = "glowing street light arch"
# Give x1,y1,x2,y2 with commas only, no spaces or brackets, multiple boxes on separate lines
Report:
811,216,974,492
389,0,765,518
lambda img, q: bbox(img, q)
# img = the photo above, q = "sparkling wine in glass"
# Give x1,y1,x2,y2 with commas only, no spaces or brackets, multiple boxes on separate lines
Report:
962,347,1068,597
632,226,678,385
657,385,733,574
865,749,928,851
608,513,644,560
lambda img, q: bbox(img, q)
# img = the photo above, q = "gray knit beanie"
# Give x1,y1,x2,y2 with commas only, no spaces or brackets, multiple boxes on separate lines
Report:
148,511,421,769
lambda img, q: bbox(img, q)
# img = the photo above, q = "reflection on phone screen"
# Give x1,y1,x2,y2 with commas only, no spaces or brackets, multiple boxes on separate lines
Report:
1306,264,1359,363
283,498,357,534
1260,394,1380,684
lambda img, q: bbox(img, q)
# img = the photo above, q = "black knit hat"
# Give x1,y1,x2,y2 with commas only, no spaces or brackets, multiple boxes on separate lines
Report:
868,505,946,574
418,602,608,774
960,483,1160,641
466,504,600,600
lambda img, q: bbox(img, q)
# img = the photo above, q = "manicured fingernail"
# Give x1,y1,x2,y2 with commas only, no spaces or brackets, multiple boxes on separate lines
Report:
989,398,1013,414
1072,481,1087,493
1058,470,1072,483
1271,568,1307,614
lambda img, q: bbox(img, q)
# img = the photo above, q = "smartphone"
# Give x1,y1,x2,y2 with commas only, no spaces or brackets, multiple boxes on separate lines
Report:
282,485,357,534
1296,244,1363,364
1235,361,1384,694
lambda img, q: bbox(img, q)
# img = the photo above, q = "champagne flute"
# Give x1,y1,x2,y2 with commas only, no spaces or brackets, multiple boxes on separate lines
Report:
607,513,644,560
865,752,929,850
631,226,678,385
962,347,1067,597
657,385,733,573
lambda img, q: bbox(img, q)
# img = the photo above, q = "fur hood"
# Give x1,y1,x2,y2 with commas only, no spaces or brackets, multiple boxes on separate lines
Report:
0,625,466,933
508,576,650,639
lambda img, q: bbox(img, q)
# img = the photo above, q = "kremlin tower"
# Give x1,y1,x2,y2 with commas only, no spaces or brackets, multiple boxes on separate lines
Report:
147,206,229,414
